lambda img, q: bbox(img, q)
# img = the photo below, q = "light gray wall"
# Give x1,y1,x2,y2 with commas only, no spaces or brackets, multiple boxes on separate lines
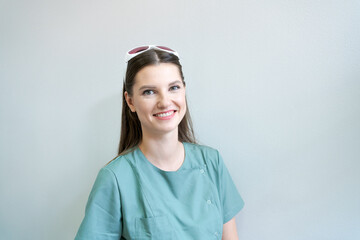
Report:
1,0,359,239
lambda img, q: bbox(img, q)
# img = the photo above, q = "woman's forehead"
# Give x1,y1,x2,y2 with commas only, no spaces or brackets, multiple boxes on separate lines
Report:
134,63,182,86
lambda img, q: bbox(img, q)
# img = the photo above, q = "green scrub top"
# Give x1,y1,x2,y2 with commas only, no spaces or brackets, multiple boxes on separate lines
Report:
75,142,244,240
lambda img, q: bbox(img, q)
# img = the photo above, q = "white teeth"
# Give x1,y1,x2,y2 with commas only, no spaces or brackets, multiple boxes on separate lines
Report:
155,111,174,117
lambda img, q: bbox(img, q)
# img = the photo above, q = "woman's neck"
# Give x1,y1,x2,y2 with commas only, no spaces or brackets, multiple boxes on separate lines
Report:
139,130,184,171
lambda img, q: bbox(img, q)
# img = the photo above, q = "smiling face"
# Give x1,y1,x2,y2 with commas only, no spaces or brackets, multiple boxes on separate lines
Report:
124,63,186,137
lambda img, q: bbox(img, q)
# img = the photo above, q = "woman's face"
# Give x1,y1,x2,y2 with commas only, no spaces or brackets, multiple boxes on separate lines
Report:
125,63,186,137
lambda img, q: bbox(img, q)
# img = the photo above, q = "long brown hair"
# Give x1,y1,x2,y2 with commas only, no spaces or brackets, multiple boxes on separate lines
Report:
118,49,196,155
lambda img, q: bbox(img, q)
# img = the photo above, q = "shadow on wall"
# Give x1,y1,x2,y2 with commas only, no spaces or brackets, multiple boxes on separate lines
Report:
63,92,122,239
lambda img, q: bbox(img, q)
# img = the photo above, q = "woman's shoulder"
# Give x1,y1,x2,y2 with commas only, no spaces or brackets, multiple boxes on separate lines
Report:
102,149,137,175
184,142,219,155
184,142,222,166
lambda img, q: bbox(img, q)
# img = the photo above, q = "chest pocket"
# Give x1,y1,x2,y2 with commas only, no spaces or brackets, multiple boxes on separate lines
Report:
135,215,174,240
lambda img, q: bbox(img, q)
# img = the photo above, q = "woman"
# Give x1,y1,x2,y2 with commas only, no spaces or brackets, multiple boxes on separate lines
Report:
75,45,244,239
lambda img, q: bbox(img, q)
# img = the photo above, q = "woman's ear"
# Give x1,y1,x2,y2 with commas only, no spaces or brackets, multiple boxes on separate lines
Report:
124,91,136,112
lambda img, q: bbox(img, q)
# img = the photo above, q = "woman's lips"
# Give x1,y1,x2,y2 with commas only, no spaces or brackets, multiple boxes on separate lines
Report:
153,110,176,119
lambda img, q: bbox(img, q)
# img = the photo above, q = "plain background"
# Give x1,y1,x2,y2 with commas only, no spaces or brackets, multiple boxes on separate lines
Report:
1,0,359,239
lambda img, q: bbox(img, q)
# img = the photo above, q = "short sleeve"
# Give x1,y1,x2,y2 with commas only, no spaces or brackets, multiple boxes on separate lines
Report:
216,151,245,223
75,168,122,240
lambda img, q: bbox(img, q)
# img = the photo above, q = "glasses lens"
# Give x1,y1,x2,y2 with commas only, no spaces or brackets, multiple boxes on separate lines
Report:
157,46,175,52
128,46,149,54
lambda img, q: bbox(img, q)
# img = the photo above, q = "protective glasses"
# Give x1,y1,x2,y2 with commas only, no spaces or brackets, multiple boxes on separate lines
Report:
125,45,179,62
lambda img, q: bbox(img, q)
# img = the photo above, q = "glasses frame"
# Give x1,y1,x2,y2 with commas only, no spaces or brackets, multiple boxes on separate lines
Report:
125,45,179,63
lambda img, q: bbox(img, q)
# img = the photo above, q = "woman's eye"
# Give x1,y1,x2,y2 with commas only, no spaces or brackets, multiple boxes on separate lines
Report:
143,90,155,95
170,85,181,91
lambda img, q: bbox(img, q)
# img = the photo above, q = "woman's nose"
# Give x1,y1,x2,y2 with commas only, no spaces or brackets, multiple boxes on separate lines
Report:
157,92,171,109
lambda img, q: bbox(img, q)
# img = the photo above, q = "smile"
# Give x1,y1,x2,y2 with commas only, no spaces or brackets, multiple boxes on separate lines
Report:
153,110,176,118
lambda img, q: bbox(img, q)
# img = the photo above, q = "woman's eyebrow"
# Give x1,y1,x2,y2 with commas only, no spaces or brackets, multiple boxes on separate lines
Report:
138,85,156,91
169,80,182,85
138,80,182,92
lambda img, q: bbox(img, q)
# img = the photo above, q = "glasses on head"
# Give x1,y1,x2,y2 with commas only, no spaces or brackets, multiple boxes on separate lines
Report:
125,45,179,62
